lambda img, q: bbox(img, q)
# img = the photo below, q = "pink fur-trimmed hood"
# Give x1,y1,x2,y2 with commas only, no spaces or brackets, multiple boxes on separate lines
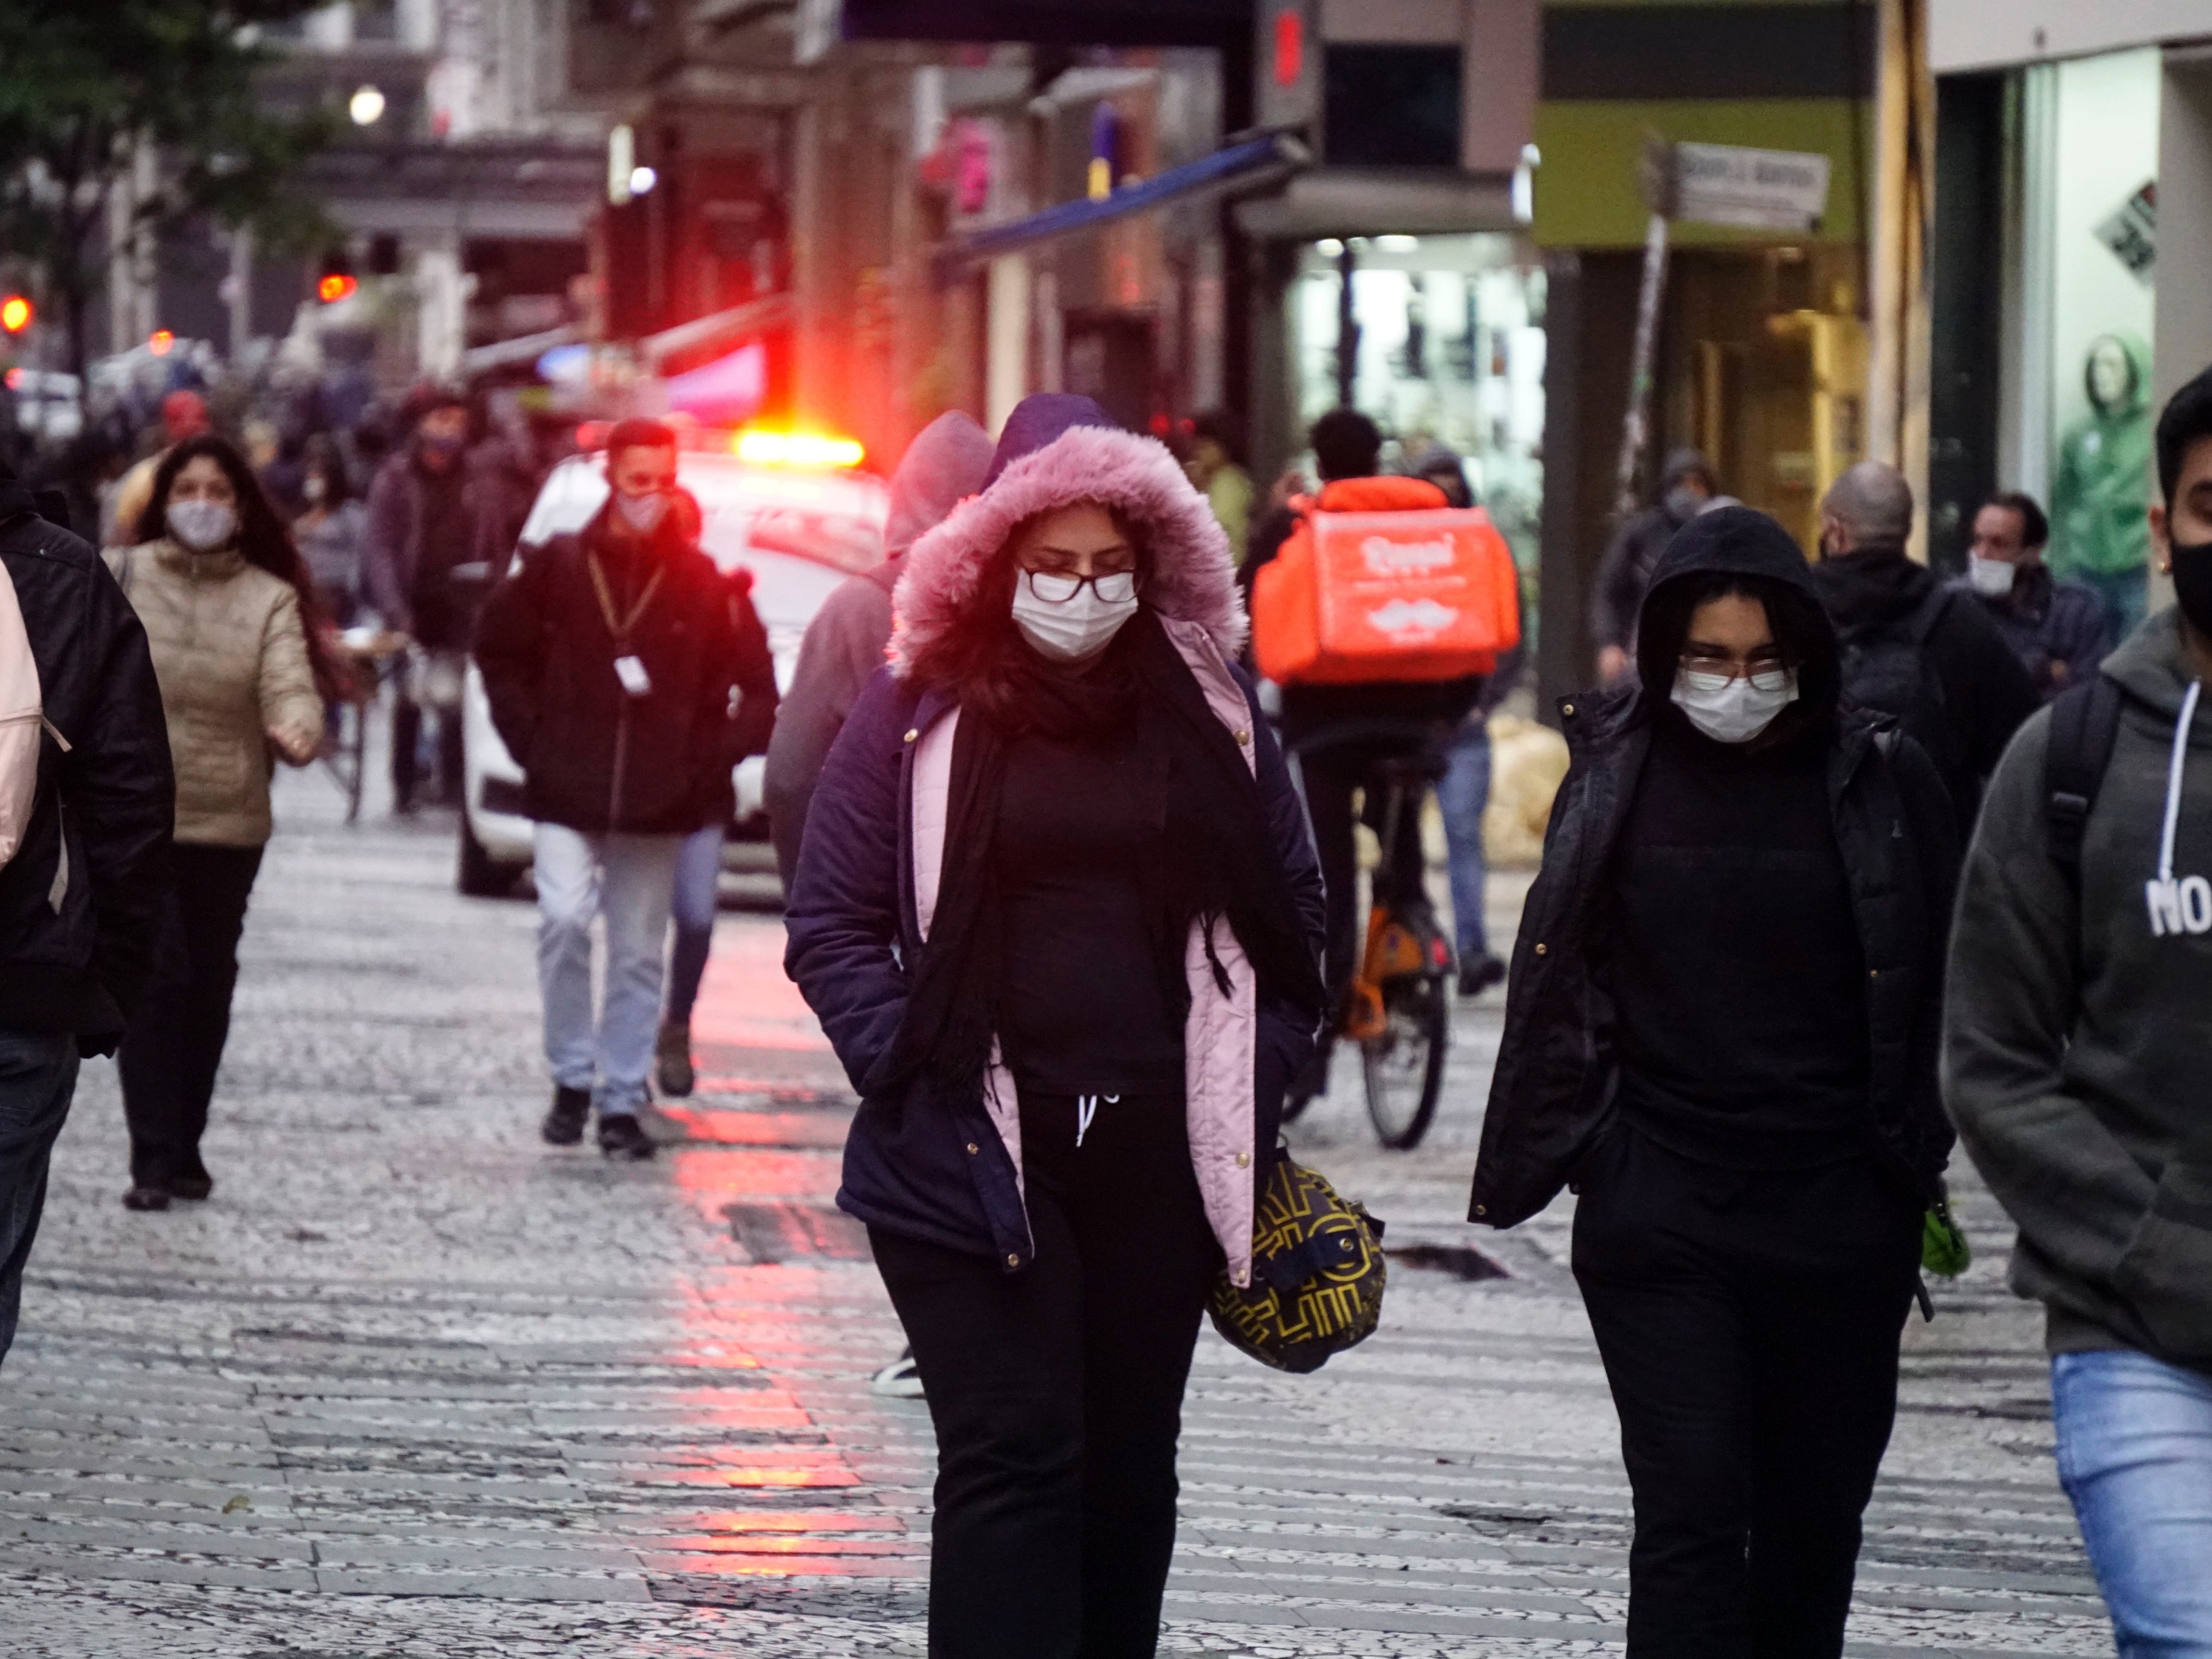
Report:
888,422,1245,676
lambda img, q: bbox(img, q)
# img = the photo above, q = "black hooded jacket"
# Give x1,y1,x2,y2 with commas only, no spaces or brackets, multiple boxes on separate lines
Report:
0,481,174,1051
1810,540,2039,832
1469,509,1960,1228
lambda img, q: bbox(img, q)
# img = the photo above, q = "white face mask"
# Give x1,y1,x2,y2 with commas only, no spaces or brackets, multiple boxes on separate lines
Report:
167,498,238,552
1010,569,1141,662
614,490,669,535
1672,665,1799,744
1967,555,2016,598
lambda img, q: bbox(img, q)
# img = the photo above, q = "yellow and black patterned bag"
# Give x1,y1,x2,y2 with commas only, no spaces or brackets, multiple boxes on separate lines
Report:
1207,1159,1386,1373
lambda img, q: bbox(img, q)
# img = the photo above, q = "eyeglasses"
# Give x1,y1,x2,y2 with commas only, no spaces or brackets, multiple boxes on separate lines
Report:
1678,650,1791,693
1019,568,1139,605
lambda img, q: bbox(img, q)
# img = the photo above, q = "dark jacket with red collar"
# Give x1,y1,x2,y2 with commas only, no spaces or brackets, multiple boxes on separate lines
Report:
474,504,774,835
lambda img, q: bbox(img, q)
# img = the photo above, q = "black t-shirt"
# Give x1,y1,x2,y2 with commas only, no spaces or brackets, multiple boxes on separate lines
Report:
1606,711,1871,1168
994,724,1184,1096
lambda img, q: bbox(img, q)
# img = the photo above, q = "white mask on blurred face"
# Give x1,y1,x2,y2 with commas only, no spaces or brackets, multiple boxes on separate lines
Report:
1010,569,1140,661
1967,555,2016,598
1672,664,1798,744
167,499,237,552
614,490,669,535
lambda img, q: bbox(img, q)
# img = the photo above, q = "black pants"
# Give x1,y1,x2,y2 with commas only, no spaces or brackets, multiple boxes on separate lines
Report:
1299,746,1430,1017
1571,1123,1921,1659
119,843,264,1189
391,698,462,808
870,1088,1221,1658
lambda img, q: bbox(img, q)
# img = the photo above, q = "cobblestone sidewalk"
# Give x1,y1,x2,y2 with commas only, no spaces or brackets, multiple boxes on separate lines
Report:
0,768,2112,1656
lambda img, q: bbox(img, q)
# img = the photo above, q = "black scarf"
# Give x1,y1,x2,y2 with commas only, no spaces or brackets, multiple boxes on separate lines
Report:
878,610,1324,1115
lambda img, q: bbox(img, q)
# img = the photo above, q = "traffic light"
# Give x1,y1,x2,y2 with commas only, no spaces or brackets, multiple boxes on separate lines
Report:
0,295,30,335
316,250,358,304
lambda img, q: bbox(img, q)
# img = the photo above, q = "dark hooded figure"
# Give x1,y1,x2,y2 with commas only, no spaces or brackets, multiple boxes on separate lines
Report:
1469,507,1960,1655
784,394,1326,1655
1590,446,1718,682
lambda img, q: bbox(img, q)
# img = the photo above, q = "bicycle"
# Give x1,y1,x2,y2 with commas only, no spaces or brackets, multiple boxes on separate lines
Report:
1283,729,1455,1150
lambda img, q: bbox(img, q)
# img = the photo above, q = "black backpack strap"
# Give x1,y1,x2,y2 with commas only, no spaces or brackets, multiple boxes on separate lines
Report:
2045,673,2125,890
1909,583,1956,645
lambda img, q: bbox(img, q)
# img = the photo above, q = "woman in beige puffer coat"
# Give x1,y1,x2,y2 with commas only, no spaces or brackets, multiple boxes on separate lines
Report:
105,434,328,1212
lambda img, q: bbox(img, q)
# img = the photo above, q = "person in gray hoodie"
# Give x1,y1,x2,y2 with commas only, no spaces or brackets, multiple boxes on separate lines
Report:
763,411,994,891
1943,363,2212,1655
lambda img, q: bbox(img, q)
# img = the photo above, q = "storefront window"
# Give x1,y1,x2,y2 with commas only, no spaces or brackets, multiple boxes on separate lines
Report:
2035,47,2159,628
1290,233,1547,593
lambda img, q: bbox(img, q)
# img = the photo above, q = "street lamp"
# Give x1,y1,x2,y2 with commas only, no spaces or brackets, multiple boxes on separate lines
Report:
349,85,386,126
628,165,658,197
0,295,30,335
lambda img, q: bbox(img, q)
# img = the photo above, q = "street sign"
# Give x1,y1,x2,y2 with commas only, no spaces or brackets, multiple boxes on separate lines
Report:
1670,142,1832,232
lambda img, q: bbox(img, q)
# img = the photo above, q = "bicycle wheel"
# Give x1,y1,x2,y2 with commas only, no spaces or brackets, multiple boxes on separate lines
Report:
1361,972,1449,1149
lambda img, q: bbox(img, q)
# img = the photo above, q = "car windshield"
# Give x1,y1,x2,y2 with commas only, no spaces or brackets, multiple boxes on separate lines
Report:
684,456,888,577
516,453,890,578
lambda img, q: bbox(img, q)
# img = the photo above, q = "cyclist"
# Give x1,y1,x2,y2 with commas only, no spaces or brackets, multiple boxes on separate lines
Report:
1245,409,1491,1089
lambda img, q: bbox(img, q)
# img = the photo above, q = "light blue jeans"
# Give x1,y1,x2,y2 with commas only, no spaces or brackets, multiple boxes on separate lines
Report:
1435,717,1492,963
664,823,724,1028
2053,1347,2212,1657
534,825,683,1118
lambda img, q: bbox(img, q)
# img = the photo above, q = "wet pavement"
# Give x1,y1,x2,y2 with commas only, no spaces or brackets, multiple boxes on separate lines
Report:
1,755,2114,1655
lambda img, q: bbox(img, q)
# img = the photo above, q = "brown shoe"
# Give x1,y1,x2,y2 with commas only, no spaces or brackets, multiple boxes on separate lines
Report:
655,1020,695,1098
122,1186,171,1212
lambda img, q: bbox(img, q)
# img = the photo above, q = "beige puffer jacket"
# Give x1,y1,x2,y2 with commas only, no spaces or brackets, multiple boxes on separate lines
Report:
105,539,324,847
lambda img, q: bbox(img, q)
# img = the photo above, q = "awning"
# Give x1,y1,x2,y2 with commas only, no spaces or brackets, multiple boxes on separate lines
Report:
639,292,797,371
933,132,1310,282
1233,168,1522,241
462,323,581,379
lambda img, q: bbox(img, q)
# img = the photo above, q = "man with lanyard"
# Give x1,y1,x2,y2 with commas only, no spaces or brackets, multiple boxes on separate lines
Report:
475,421,749,1159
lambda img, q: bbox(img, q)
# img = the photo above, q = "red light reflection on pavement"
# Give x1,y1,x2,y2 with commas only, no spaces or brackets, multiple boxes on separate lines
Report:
641,914,927,1587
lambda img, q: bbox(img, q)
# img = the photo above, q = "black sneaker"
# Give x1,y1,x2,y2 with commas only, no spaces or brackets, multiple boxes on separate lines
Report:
597,1111,656,1161
541,1085,591,1146
1457,955,1508,998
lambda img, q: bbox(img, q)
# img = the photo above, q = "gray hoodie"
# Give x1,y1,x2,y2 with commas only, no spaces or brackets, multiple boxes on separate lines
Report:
1943,607,2212,1372
763,411,994,890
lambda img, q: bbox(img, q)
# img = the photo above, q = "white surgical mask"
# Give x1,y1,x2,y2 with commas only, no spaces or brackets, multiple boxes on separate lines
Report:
167,499,237,552
1967,555,2016,598
1011,569,1140,661
1672,665,1798,744
614,490,669,535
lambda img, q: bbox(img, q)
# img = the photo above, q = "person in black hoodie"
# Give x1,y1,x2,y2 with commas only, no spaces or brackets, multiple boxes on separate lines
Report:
0,470,173,1366
474,421,756,1159
1470,507,1960,1656
1811,461,2038,834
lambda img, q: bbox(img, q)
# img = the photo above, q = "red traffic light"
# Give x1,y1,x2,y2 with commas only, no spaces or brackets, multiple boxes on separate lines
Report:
318,273,358,303
0,295,30,334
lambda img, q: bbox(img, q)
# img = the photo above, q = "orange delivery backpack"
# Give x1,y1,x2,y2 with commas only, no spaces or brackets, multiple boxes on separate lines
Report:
1251,476,1522,685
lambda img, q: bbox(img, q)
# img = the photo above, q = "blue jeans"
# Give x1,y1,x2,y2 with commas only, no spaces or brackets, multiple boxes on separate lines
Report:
2053,1348,2212,1657
0,1028,81,1370
1435,719,1492,962
533,825,683,1118
665,823,724,1027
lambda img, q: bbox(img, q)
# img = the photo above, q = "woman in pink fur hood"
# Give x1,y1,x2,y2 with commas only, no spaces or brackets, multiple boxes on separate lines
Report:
785,394,1327,1652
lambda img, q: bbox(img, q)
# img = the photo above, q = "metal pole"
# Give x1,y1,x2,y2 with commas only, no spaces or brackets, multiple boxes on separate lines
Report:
1613,210,1670,524
1335,240,1358,408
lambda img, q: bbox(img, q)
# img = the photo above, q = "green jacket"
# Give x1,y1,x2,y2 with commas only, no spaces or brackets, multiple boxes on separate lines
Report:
2050,332,2154,580
1942,610,2212,1372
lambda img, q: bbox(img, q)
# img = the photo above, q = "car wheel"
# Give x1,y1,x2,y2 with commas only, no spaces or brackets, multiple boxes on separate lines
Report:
457,812,521,898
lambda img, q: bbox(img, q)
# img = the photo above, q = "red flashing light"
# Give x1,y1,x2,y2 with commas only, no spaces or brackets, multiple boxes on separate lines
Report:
734,428,865,470
0,295,30,334
3,368,21,391
318,273,358,303
148,329,174,356
575,421,611,452
1273,9,1304,86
